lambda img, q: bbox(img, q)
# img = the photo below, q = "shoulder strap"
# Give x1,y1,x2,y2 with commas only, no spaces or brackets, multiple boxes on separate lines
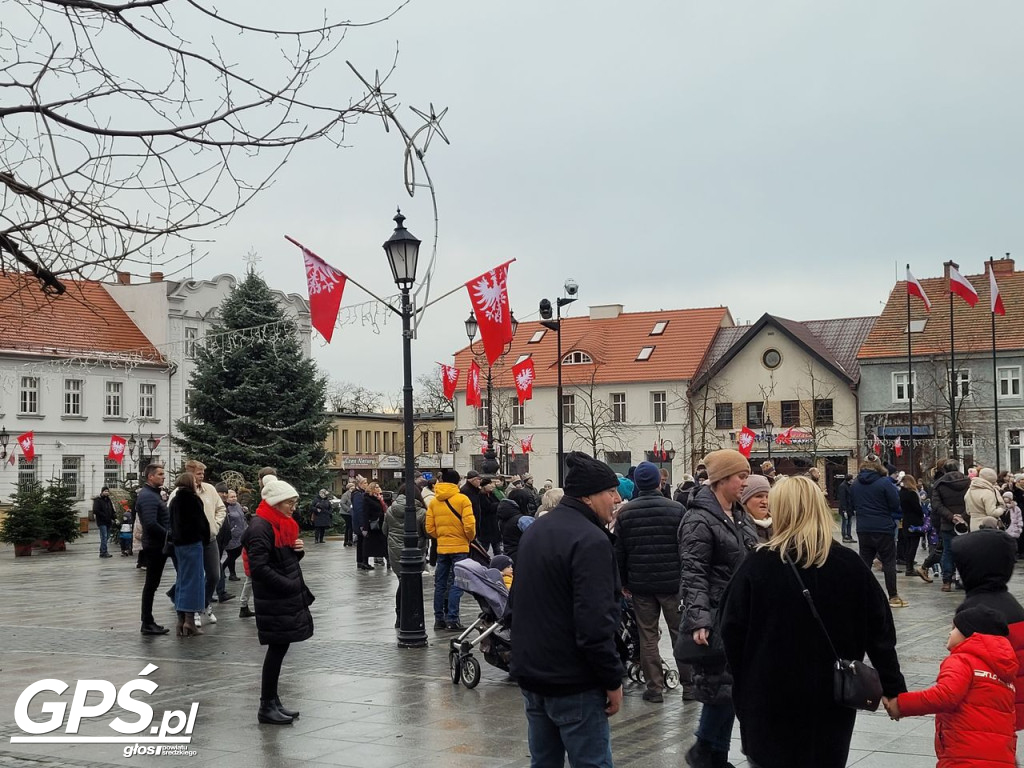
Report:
444,499,462,521
783,552,842,664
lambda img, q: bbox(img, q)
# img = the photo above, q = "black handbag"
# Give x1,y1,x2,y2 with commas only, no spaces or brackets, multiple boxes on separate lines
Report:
784,554,883,712
673,627,726,667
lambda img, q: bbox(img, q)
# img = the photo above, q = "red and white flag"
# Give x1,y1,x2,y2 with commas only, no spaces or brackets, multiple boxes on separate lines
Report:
737,426,756,459
287,236,348,343
108,435,127,464
466,260,515,365
16,431,34,462
949,265,979,307
906,268,932,312
989,265,1006,316
466,361,482,407
439,363,460,401
775,427,794,445
893,436,903,458
512,357,535,404
520,435,534,454
6,449,15,467
151,434,167,452
872,434,882,456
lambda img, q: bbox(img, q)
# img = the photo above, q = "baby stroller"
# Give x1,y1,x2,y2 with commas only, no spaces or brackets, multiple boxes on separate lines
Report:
450,559,511,689
617,595,680,689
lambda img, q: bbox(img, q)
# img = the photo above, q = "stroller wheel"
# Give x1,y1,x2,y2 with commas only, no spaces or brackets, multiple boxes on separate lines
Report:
449,651,461,684
626,663,640,683
460,655,481,689
664,667,680,690
636,666,646,685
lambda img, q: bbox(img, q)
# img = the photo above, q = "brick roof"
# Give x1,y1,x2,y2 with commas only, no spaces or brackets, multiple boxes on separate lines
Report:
858,263,1024,359
0,272,164,361
452,306,732,390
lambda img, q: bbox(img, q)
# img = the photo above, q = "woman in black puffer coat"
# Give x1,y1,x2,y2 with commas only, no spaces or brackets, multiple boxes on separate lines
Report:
677,451,757,768
498,488,534,563
242,476,314,726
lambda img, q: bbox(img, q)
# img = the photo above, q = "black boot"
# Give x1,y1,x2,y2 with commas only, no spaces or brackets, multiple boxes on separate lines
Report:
273,697,299,718
711,752,736,768
257,700,293,725
685,741,714,768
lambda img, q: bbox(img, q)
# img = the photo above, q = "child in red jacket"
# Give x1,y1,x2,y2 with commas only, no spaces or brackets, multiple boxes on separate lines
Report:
886,605,1017,767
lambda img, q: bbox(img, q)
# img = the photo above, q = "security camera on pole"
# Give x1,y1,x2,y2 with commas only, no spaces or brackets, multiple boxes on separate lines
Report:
539,279,579,487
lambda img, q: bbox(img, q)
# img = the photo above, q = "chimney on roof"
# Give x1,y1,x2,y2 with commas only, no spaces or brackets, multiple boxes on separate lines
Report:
115,271,131,285
589,304,623,320
943,260,959,280
992,254,1015,275
149,271,164,283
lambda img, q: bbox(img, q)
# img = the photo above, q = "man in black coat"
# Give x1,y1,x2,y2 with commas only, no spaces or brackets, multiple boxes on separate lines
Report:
931,461,970,590
837,474,854,543
615,461,687,703
511,451,623,768
137,464,171,635
92,487,115,558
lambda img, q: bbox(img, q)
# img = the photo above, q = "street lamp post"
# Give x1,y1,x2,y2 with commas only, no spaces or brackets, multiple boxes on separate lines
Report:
539,279,578,487
764,416,774,465
465,312,518,477
383,210,428,649
499,423,512,475
0,426,9,461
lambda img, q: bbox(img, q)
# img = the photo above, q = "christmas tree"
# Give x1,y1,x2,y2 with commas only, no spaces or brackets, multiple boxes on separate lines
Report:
175,270,331,496
41,478,82,546
0,479,44,546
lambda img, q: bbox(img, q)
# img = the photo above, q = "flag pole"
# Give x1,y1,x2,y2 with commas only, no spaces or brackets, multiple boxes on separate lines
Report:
906,264,914,476
990,258,1001,474
945,260,959,462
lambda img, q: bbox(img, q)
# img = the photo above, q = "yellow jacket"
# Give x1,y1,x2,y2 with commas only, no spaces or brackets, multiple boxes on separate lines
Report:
501,571,513,591
426,483,476,554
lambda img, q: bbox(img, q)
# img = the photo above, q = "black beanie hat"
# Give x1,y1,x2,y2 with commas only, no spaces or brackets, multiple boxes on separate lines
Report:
954,605,1009,639
440,468,461,484
563,451,619,498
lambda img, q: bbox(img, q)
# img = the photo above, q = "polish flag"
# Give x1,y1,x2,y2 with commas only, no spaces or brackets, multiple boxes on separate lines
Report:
439,363,460,401
150,434,167,452
7,449,15,467
16,431,35,462
989,265,1006,316
287,236,348,343
948,266,979,307
466,361,482,407
872,434,882,456
737,426,756,459
906,268,932,312
512,357,535,404
466,260,515,365
520,434,534,454
775,427,793,445
893,436,903,458
108,435,127,464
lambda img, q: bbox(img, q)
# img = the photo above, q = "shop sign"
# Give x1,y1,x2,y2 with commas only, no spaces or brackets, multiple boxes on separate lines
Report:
342,455,378,469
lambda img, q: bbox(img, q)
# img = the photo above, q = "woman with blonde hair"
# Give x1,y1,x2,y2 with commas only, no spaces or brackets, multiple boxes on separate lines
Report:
719,476,906,768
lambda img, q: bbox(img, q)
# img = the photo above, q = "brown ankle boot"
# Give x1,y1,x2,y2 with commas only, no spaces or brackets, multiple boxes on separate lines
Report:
183,613,202,636
175,612,186,637
941,582,952,592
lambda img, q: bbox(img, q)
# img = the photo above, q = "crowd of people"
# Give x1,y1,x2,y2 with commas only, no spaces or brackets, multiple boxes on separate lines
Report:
107,448,1024,766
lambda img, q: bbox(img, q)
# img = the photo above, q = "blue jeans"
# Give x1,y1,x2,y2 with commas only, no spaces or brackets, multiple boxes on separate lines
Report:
696,699,735,754
840,511,853,539
940,531,955,583
522,689,612,768
433,552,467,623
98,524,109,555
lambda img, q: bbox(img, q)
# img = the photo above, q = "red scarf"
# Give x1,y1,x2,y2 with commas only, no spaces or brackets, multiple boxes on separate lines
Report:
255,500,299,547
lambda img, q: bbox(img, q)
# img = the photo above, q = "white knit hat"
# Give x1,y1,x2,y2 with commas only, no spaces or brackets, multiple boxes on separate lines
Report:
261,475,299,507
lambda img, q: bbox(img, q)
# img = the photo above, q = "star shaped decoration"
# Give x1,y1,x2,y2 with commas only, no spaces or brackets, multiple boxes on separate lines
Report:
409,102,450,154
368,69,399,132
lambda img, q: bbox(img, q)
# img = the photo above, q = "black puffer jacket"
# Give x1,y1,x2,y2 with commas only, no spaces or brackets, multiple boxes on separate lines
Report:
898,487,924,529
499,494,532,563
242,514,315,646
931,471,970,533
311,497,333,528
678,484,757,635
135,483,169,550
614,489,684,595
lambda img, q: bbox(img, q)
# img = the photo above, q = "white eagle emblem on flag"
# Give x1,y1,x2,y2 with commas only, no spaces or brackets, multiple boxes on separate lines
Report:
738,432,754,450
303,251,342,296
470,271,507,323
445,367,458,383
515,367,534,391
111,442,124,456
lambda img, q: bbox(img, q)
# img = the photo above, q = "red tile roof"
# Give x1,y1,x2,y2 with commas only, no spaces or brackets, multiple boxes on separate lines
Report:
0,272,164,361
452,306,732,390
858,263,1024,359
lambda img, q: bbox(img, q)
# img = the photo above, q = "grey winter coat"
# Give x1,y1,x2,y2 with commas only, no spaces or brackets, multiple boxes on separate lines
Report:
382,494,427,578
224,501,247,550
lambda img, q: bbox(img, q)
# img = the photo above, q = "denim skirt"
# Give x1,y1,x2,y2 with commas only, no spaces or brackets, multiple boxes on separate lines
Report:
174,542,206,613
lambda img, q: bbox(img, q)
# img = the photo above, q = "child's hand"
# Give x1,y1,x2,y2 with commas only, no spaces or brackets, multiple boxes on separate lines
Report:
882,696,901,721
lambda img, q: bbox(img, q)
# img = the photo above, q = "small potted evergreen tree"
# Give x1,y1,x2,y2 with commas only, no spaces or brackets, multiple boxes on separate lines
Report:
40,478,83,552
1,480,45,556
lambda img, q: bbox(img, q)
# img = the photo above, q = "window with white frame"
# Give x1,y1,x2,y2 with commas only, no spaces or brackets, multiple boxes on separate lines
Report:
17,455,37,484
105,381,123,417
477,397,490,428
562,393,577,425
998,366,1022,399
139,383,156,418
19,376,39,414
509,395,524,426
892,371,916,403
636,346,655,361
954,370,971,399
959,431,975,467
650,321,668,336
62,456,84,500
611,393,626,423
1009,430,1024,473
562,350,593,365
184,326,199,358
184,388,195,423
104,458,121,489
528,330,545,344
651,391,668,424
64,379,83,416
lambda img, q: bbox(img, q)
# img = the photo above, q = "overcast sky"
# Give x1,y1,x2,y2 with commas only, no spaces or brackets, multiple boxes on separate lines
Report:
194,1,1024,393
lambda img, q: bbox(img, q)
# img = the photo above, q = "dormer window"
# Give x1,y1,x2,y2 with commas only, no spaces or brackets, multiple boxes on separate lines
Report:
515,354,531,365
650,321,668,336
636,346,655,361
528,330,546,344
562,351,593,365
